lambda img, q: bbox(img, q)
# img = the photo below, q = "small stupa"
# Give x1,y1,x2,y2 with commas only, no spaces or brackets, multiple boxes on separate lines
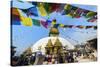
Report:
45,19,65,63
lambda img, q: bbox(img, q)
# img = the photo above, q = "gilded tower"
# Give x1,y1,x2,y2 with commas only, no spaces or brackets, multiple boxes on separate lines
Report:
45,19,65,63
45,20,63,55
45,39,53,55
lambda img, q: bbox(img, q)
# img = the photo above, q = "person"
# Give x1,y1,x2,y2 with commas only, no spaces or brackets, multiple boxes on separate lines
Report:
66,53,74,63
58,54,64,63
43,55,48,64
52,55,55,64
48,55,52,62
11,56,19,66
30,55,36,65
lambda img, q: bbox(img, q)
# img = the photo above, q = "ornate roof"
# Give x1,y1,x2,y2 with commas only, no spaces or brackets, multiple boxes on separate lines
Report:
45,39,53,48
54,38,62,47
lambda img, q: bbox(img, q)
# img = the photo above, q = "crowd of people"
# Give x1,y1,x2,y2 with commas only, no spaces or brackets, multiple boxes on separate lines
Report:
42,50,97,64
11,49,97,66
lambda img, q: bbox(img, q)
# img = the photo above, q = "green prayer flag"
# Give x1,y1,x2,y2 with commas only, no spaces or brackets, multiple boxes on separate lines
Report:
86,11,97,18
44,3,51,14
32,19,40,26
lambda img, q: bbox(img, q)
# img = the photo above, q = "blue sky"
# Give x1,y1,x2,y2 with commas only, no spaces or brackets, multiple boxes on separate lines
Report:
11,0,97,55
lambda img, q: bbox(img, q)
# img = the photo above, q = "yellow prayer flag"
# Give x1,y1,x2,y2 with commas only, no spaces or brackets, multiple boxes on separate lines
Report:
38,3,47,16
20,16,33,26
64,4,71,10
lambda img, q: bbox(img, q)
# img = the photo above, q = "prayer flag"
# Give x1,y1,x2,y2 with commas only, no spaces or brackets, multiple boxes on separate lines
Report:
38,3,47,16
21,7,38,16
11,15,21,25
20,16,33,26
12,8,20,16
85,26,93,29
64,4,71,10
32,19,40,26
76,25,85,29
82,10,90,17
31,2,37,6
86,11,97,18
40,20,48,28
11,8,21,25
68,25,73,28
87,15,97,22
50,3,60,12
94,26,97,30
46,20,52,23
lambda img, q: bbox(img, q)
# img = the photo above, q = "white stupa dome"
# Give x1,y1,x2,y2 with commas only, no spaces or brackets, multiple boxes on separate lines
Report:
31,37,75,55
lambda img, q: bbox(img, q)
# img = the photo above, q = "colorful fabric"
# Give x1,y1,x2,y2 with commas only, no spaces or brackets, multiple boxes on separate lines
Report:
20,16,33,26
38,3,47,16
12,8,20,16
21,7,38,16
40,20,48,28
32,19,40,26
11,15,21,25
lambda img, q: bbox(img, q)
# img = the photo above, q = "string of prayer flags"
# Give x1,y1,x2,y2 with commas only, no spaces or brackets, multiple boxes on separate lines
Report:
32,19,40,26
60,25,97,30
63,25,73,28
38,3,47,16
61,4,97,22
20,16,33,26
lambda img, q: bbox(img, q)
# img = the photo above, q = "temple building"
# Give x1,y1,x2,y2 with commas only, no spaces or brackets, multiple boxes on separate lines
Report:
45,38,63,55
45,27,66,63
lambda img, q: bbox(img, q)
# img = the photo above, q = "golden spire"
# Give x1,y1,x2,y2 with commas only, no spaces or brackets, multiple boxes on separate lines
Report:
46,39,53,48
